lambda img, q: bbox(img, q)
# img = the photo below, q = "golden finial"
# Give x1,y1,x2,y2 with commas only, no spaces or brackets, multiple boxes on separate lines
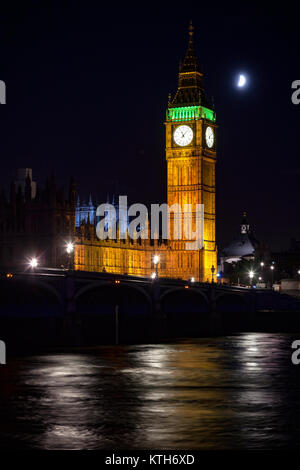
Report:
168,93,171,106
189,20,194,37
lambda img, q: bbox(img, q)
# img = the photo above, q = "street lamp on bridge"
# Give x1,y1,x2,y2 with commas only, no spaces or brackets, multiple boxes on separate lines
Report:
211,265,215,283
66,242,74,270
153,255,159,278
29,257,38,271
270,265,275,288
66,242,74,254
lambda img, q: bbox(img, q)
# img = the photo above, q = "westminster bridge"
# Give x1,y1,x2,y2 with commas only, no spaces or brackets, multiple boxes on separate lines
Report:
0,268,300,347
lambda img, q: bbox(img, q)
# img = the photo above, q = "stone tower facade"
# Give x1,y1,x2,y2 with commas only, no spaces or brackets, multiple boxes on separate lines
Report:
165,22,217,281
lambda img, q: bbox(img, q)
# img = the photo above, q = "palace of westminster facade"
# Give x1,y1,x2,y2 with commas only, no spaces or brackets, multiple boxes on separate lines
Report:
0,24,217,282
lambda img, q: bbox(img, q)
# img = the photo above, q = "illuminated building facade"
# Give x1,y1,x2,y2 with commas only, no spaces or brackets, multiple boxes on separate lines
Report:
74,23,217,282
0,170,76,268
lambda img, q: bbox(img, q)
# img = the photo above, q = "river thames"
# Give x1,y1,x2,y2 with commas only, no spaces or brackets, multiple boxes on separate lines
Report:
0,333,300,449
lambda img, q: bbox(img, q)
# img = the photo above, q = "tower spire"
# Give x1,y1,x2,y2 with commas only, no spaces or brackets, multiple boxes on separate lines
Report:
180,20,199,74
189,19,194,35
241,212,250,234
169,21,212,108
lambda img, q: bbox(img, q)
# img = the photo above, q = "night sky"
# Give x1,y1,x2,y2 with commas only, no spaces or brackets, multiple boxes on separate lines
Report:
0,3,299,251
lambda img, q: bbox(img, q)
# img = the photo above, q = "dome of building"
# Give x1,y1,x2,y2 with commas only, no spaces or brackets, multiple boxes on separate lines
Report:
221,212,259,264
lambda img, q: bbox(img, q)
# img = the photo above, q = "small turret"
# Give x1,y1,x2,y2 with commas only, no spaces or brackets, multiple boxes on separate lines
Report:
10,181,16,206
15,168,36,199
241,211,250,234
69,177,76,206
25,174,32,202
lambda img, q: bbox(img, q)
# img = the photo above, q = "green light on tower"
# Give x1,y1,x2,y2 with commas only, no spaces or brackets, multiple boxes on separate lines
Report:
166,105,216,122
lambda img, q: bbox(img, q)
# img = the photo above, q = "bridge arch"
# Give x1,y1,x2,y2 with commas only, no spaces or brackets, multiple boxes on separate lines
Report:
0,277,63,316
75,280,151,304
160,287,210,337
216,293,250,332
160,287,209,307
25,278,63,305
0,277,64,347
75,281,152,344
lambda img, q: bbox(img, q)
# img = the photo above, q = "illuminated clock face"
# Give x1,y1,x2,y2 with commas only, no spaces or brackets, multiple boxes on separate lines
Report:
205,126,214,148
173,125,193,147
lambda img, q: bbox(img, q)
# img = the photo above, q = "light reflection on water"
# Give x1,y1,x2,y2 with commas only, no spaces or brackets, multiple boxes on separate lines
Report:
0,333,300,449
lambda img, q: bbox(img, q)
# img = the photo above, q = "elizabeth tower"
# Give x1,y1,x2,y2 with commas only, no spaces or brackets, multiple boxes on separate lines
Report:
165,22,217,282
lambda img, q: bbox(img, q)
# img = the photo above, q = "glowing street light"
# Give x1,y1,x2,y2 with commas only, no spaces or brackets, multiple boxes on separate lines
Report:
298,269,300,275
66,242,74,270
260,262,264,267
190,277,195,283
153,254,159,278
270,265,275,288
29,257,38,269
153,255,159,265
249,270,254,287
151,272,157,280
66,242,74,254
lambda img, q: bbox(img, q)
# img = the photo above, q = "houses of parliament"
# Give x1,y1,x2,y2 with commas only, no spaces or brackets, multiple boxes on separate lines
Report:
0,23,217,282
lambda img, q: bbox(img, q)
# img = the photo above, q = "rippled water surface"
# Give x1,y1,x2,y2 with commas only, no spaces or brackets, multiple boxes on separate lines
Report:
1,333,300,449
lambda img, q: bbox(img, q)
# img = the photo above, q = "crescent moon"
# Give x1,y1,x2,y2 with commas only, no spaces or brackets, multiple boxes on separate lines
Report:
238,74,246,87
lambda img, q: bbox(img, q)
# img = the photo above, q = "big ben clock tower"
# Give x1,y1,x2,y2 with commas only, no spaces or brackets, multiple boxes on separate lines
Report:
165,21,217,282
